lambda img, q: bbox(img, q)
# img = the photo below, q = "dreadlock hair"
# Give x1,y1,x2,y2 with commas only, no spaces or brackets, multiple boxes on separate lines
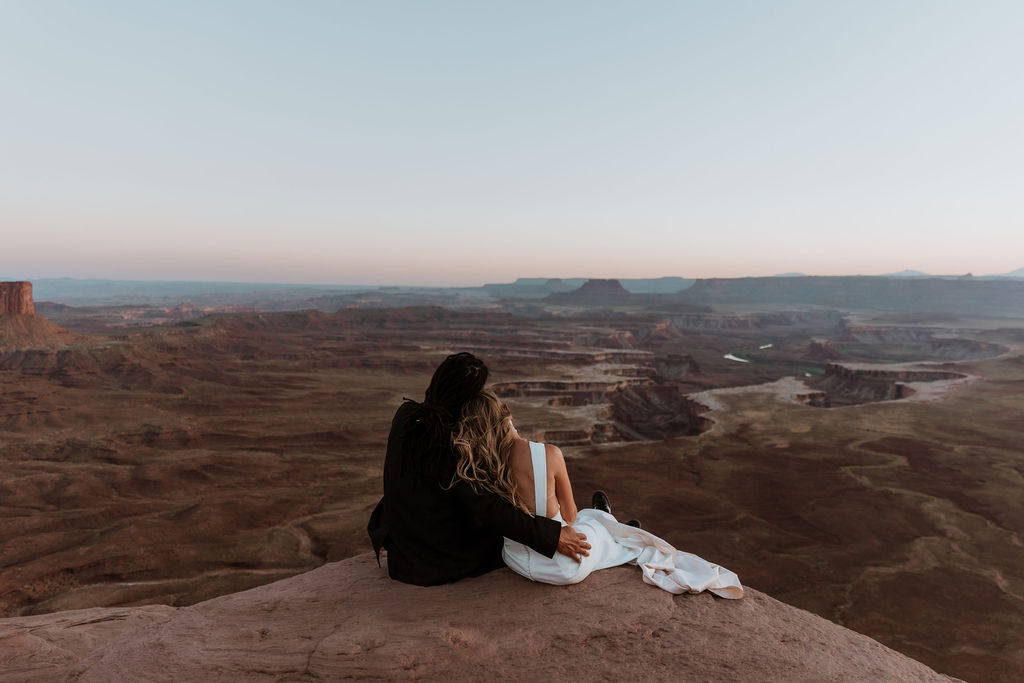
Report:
400,352,489,477
450,389,530,514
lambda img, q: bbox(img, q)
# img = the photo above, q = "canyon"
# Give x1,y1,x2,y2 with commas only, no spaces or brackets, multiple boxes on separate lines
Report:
1,279,1022,681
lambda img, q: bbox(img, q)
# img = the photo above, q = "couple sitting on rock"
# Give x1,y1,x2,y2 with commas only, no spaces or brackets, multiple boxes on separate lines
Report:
367,352,742,598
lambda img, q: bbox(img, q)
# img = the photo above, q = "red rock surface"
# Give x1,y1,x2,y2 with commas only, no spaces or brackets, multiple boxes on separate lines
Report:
0,282,35,315
0,280,83,350
0,553,957,682
0,314,81,350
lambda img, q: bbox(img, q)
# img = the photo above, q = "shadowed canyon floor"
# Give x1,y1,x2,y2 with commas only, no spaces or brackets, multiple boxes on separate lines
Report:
1,304,1022,681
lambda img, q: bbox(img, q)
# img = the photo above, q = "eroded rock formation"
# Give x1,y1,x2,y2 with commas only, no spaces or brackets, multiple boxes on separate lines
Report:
576,278,630,295
0,281,35,315
804,339,842,361
546,278,634,304
654,353,701,380
840,326,936,343
669,310,843,331
809,364,964,405
608,384,712,440
493,379,634,400
0,282,82,351
925,338,1008,360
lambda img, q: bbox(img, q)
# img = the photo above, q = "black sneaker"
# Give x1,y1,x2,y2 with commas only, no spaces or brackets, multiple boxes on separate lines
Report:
627,519,642,529
591,490,612,514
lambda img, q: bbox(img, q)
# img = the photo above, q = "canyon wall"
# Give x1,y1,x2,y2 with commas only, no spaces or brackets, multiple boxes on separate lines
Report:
808,364,964,405
669,310,844,330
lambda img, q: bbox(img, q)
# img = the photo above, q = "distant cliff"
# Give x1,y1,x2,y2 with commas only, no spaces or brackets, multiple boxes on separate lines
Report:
679,276,1024,316
575,278,631,296
0,553,956,682
0,281,35,315
546,278,634,304
483,277,695,298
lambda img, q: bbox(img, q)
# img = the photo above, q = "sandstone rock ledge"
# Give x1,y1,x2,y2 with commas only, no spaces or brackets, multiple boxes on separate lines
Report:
0,553,956,682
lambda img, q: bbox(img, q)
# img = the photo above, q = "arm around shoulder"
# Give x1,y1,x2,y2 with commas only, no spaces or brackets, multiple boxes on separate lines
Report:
451,479,561,558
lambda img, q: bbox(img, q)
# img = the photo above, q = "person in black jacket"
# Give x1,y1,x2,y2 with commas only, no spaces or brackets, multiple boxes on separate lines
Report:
367,352,589,585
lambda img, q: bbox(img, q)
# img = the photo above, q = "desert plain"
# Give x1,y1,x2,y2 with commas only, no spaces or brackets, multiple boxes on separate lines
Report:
2,278,1023,682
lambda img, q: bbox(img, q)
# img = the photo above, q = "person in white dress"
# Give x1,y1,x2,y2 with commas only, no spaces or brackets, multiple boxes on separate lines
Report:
449,389,744,598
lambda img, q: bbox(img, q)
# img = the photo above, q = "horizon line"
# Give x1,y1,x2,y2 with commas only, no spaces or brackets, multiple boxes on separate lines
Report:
3,269,1023,290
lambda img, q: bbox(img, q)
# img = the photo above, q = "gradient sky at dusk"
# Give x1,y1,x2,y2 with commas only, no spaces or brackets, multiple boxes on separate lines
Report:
2,1,1023,286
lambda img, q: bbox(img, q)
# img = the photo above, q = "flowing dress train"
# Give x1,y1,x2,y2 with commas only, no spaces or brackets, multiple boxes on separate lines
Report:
501,441,744,599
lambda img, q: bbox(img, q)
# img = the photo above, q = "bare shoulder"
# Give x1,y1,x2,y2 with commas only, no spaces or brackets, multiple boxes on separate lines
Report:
509,437,532,464
544,442,565,468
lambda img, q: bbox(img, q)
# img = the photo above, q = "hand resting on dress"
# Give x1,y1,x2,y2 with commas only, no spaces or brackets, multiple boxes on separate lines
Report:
557,526,590,562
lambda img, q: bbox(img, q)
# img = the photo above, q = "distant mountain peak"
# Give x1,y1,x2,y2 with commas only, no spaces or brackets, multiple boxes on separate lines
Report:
883,270,932,278
543,278,571,291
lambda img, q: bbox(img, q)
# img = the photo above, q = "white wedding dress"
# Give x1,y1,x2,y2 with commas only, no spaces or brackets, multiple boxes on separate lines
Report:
502,441,744,599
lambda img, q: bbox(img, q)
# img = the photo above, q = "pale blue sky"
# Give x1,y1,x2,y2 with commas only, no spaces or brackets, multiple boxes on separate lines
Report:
2,1,1022,285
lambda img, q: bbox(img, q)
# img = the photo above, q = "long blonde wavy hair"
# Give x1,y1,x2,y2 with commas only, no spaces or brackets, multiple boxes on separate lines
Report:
450,389,530,514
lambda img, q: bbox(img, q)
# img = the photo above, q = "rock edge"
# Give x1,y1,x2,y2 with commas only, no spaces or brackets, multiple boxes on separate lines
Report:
0,553,958,682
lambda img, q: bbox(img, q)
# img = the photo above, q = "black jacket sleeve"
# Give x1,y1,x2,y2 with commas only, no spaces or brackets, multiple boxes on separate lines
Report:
451,480,561,558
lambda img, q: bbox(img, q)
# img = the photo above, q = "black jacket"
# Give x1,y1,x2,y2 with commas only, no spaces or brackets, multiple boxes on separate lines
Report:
368,402,561,585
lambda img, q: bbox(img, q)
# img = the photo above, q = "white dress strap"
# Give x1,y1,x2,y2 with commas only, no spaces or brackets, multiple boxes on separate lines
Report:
529,441,547,517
